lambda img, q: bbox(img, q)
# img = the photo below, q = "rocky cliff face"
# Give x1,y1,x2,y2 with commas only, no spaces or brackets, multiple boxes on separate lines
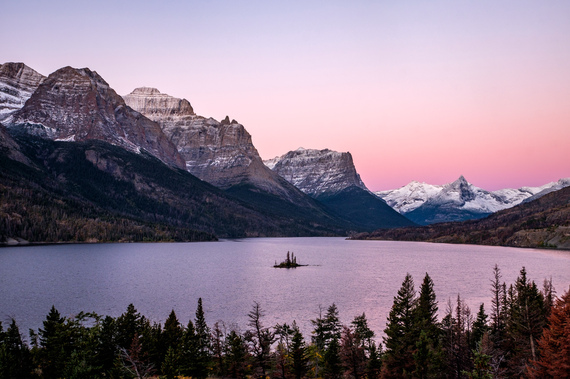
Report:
8,67,185,169
0,62,45,122
123,88,306,202
264,148,367,197
263,147,415,229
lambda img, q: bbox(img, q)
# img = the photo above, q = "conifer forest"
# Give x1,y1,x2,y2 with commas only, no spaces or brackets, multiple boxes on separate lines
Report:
1,266,569,378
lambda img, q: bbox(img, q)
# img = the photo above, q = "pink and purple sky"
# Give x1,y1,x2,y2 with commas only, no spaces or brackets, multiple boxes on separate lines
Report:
2,1,569,191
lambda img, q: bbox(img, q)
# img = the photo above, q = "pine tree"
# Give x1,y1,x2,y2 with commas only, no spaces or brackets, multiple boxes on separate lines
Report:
226,329,249,379
506,267,547,376
162,309,183,354
382,273,417,378
38,305,68,379
0,318,32,378
291,326,309,379
194,298,211,379
471,304,489,351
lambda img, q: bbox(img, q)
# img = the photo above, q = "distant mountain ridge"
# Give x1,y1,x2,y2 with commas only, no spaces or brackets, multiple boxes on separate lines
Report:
377,176,570,225
353,186,570,250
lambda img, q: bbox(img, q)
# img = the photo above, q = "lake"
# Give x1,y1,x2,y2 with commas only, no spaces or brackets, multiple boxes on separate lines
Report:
1,238,569,341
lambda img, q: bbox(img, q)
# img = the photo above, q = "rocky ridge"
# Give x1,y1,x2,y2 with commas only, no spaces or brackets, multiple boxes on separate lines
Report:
124,87,310,203
264,147,367,197
7,67,185,169
264,147,416,229
0,62,45,122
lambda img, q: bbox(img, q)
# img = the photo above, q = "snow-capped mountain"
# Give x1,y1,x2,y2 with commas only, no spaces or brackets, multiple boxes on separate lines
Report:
0,63,45,122
376,181,443,214
123,87,316,205
376,176,570,225
264,147,367,197
264,147,416,229
7,66,185,169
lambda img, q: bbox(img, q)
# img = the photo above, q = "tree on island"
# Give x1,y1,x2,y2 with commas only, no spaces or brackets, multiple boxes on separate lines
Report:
274,251,306,268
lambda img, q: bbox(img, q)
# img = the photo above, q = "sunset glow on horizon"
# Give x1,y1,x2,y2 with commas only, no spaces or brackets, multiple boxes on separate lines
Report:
2,1,568,191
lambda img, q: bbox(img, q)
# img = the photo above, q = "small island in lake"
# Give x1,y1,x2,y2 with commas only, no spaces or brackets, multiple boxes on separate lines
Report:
274,251,307,268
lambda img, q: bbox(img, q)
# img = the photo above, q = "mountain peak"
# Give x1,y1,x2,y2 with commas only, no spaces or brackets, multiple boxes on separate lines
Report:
130,87,162,95
264,147,367,197
124,87,195,117
8,65,185,168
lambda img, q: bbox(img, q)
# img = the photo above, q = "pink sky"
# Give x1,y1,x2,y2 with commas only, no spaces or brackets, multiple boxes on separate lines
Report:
2,1,569,191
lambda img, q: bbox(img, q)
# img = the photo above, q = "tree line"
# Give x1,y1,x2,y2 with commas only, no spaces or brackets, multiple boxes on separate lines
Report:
1,266,569,378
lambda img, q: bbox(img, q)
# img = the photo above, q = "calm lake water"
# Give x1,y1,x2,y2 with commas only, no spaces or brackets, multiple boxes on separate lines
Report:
1,238,569,340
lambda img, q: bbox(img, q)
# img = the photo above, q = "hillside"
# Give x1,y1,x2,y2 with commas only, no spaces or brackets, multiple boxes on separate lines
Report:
0,130,350,245
352,186,570,249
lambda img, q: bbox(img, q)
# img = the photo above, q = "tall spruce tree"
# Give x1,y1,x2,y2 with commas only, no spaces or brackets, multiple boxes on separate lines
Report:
382,273,417,378
291,325,309,379
38,305,68,379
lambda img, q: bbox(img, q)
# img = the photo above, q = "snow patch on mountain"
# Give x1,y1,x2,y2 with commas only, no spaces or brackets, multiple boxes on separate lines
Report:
376,176,570,217
263,147,367,197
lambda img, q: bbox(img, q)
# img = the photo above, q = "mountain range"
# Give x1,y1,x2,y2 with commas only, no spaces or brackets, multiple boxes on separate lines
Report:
0,62,411,244
1,62,567,244
376,176,570,225
354,186,570,250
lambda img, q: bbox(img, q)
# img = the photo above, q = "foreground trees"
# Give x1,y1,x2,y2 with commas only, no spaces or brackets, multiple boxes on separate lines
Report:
1,266,566,378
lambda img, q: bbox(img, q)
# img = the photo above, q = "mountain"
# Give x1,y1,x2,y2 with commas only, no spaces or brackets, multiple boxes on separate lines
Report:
377,176,570,225
7,67,185,169
375,180,443,214
353,186,570,250
264,147,415,230
0,62,45,121
0,129,352,245
264,147,367,197
0,64,360,242
123,87,332,212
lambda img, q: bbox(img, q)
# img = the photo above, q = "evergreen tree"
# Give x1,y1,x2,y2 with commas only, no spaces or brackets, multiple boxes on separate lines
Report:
194,298,211,379
226,329,249,379
162,309,183,354
38,305,68,379
290,326,309,379
116,303,145,350
382,273,417,378
324,335,342,379
161,346,180,379
0,319,32,378
506,267,547,376
471,304,489,351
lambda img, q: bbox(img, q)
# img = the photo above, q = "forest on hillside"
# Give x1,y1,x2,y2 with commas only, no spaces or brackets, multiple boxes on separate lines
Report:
1,266,568,378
